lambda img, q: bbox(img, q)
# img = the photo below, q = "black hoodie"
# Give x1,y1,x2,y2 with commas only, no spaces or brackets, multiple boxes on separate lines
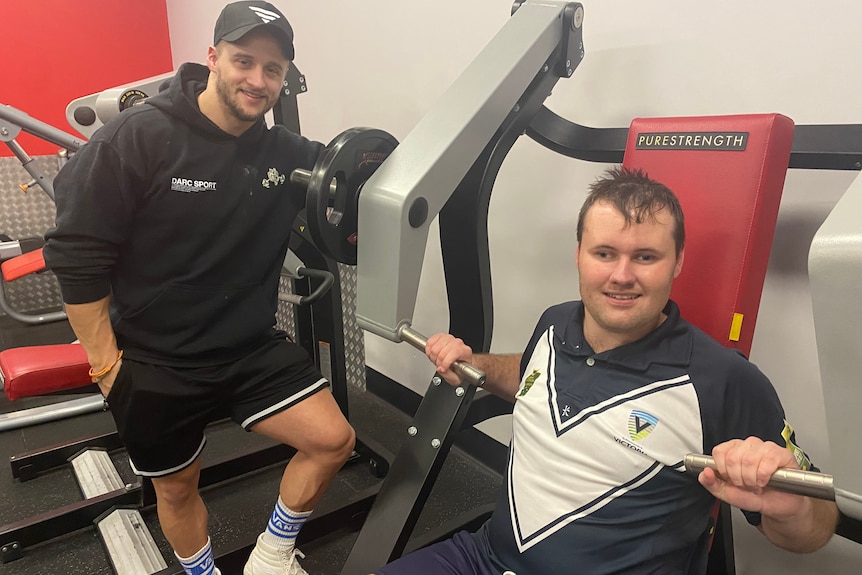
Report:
44,63,324,366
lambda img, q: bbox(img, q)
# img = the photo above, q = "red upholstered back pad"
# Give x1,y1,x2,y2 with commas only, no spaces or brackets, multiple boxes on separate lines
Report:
0,344,91,401
622,114,794,356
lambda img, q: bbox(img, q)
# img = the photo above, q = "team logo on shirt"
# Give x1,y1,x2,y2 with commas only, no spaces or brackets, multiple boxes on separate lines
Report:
781,420,812,471
171,177,218,193
262,167,286,189
509,327,701,553
628,410,659,441
517,369,541,398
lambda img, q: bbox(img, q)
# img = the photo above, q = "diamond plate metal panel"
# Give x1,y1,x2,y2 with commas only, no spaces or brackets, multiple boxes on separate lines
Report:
0,155,64,314
275,275,297,337
275,265,366,390
338,264,366,389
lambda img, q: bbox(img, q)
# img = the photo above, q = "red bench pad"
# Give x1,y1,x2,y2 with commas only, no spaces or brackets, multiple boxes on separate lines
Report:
1,344,91,400
2,248,47,282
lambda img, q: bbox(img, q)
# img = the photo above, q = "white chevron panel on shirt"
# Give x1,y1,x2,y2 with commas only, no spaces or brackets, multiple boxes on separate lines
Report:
508,326,704,552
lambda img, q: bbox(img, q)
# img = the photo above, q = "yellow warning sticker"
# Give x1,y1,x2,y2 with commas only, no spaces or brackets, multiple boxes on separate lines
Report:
729,313,744,342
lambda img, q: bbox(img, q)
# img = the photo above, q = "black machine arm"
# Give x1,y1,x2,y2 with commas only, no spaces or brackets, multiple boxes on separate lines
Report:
527,105,862,171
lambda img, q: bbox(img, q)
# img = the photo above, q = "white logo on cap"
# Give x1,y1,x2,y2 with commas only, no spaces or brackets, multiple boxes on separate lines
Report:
249,5,281,23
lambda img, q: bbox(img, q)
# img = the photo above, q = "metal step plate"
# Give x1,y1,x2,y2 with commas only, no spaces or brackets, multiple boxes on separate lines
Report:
97,508,167,574
70,448,124,498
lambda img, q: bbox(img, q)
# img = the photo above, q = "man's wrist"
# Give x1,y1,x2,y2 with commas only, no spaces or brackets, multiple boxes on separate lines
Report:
89,349,123,382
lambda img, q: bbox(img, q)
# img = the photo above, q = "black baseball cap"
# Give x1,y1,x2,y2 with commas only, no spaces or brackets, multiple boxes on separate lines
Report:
213,1,295,60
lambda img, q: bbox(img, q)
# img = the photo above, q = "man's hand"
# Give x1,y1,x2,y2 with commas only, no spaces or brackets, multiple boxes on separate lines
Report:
699,436,839,552
425,333,473,387
425,334,522,400
95,358,123,398
698,437,804,518
64,296,122,398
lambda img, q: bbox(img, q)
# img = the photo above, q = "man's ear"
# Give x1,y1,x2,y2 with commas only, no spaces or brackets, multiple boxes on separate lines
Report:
673,247,685,278
206,46,219,73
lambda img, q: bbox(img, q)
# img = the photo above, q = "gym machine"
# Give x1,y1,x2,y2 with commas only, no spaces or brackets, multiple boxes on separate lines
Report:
0,103,81,326
0,105,106,434
324,1,860,574
5,1,861,573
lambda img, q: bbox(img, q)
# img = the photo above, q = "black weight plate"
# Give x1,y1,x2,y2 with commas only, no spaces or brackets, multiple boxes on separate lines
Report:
306,127,398,264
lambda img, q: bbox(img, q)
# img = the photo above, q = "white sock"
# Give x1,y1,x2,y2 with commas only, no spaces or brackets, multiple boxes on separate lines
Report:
260,496,312,551
175,536,216,575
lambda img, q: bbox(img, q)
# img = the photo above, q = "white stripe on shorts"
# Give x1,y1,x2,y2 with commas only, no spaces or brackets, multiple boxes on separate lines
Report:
240,377,329,429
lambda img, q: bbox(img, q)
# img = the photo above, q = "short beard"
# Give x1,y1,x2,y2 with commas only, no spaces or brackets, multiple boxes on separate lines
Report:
215,73,264,123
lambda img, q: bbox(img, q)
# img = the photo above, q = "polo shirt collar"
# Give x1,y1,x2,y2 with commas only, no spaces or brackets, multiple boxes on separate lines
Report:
561,300,692,370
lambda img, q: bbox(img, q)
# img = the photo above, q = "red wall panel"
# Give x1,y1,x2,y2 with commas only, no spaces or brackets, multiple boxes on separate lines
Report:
1,0,173,156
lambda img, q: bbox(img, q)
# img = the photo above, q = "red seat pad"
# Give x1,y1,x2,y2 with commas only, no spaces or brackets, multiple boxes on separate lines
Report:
1,344,92,400
2,248,47,282
622,114,794,356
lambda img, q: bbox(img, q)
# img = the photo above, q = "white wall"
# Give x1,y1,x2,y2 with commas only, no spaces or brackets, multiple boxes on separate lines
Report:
165,1,862,572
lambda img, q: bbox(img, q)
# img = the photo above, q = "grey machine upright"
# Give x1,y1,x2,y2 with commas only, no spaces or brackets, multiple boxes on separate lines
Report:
809,171,862,528
342,1,585,572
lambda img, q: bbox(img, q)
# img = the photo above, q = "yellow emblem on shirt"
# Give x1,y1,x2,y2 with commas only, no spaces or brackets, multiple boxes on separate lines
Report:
781,420,812,471
518,369,541,398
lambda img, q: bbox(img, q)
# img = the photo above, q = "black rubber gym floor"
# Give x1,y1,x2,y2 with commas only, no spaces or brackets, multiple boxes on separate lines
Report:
0,316,502,575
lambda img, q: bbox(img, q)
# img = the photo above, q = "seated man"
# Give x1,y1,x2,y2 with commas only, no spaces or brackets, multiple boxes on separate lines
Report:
376,167,839,575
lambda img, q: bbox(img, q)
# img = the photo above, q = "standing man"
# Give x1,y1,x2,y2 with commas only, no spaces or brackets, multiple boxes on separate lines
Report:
375,167,839,574
43,3,354,575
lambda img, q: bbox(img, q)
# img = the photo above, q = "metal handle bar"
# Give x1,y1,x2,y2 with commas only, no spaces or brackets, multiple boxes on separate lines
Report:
684,453,835,501
278,267,334,307
397,325,487,388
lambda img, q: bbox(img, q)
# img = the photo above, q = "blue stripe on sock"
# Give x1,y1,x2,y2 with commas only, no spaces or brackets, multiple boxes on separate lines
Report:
273,504,308,521
180,550,215,575
266,522,302,538
266,500,311,541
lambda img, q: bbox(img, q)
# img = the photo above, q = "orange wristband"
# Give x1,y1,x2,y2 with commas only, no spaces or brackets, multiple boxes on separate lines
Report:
88,350,123,382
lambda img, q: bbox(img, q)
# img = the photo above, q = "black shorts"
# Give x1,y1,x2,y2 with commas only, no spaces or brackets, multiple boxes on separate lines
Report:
105,334,328,477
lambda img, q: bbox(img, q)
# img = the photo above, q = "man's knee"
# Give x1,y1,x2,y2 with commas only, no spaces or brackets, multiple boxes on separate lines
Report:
324,419,356,464
151,464,201,508
299,416,355,469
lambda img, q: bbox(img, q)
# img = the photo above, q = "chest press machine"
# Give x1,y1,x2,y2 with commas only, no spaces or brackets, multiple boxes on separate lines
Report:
327,1,861,572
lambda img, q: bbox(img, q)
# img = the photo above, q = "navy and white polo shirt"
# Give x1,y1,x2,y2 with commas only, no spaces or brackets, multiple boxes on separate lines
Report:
477,300,812,575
